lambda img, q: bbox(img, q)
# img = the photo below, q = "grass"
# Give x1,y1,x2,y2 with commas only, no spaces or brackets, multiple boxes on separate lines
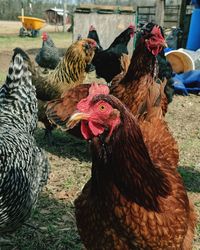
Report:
0,72,6,83
0,31,200,249
0,32,73,51
11,193,82,250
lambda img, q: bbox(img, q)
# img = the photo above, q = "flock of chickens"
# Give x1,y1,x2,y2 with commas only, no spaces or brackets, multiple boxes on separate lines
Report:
0,21,197,249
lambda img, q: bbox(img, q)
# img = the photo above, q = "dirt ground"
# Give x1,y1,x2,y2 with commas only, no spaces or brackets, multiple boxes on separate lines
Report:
0,21,200,249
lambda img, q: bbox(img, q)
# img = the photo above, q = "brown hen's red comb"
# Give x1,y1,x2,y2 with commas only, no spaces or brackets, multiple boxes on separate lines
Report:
89,83,109,96
77,83,109,112
151,25,163,37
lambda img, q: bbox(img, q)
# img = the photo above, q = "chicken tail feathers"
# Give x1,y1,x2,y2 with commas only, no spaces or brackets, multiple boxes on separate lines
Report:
13,47,37,76
13,47,31,62
138,78,167,122
0,50,38,133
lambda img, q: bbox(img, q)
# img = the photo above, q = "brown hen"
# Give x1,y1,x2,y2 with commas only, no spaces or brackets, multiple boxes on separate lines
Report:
65,84,196,250
110,25,168,117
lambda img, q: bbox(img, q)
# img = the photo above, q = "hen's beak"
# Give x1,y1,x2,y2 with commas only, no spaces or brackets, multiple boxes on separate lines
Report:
162,41,168,48
66,112,89,130
95,44,100,49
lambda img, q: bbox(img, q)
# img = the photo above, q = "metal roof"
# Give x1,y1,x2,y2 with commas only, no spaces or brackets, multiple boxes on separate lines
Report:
45,8,69,16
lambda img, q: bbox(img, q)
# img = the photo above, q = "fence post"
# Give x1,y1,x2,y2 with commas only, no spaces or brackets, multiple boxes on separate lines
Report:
63,0,67,32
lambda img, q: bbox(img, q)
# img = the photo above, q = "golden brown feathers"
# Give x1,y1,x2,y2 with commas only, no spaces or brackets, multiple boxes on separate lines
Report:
32,38,97,102
49,38,97,88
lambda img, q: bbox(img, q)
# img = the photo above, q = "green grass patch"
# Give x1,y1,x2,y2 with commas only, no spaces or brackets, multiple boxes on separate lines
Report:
0,72,6,83
178,166,200,193
0,32,72,51
10,193,83,250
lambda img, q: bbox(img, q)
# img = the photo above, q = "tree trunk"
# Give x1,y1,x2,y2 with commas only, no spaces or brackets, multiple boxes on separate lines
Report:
155,0,165,27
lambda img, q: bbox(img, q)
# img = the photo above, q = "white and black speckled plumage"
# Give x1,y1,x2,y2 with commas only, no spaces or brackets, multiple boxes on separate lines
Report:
0,51,49,233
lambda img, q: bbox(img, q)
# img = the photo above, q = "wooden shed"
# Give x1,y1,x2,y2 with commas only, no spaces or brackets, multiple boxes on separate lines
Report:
73,4,136,54
45,8,70,25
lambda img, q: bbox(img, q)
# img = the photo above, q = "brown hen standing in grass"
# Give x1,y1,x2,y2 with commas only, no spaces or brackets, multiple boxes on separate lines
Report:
14,38,97,142
65,83,196,250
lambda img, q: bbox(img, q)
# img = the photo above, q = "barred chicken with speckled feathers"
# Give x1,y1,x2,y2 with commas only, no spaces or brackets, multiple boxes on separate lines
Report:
0,50,49,233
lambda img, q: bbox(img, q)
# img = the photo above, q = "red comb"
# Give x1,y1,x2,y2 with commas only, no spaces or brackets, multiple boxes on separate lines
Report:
42,32,48,40
89,83,109,96
128,24,135,37
151,25,165,43
128,24,135,29
77,83,109,112
89,25,95,31
151,26,162,36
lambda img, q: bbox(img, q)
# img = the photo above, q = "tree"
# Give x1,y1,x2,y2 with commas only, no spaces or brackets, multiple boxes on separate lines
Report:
155,0,165,27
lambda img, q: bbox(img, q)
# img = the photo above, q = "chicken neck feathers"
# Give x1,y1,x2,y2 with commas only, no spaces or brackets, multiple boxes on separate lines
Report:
111,40,168,116
49,43,88,88
136,25,175,104
123,42,156,82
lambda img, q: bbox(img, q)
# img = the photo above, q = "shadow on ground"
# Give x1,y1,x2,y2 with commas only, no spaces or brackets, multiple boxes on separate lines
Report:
2,193,82,250
35,127,91,162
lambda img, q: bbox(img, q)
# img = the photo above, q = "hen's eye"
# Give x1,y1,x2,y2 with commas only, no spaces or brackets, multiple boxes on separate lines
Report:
99,105,106,111
84,43,90,50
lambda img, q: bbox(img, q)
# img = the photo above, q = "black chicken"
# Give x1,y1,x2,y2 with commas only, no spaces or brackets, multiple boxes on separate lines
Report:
35,32,60,71
86,25,103,73
92,24,135,83
87,25,103,50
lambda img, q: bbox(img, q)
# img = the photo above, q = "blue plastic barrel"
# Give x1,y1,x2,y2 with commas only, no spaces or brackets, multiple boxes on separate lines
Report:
192,0,200,8
186,9,200,50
